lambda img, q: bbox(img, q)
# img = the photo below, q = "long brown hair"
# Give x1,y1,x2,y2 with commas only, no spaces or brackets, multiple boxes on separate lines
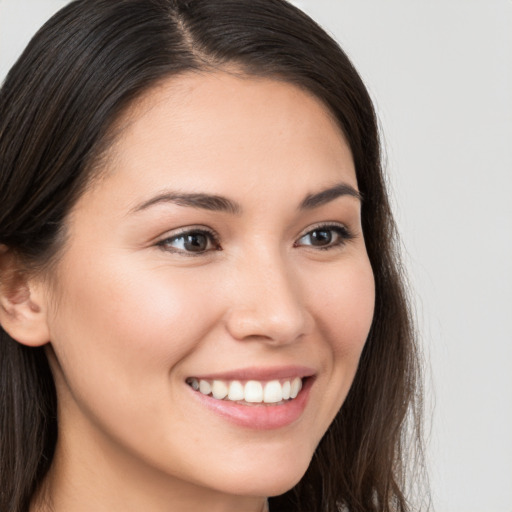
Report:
0,1,426,511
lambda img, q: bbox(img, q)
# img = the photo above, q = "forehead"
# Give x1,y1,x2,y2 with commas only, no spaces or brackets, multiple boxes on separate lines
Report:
109,70,351,164
80,71,356,216
120,70,342,132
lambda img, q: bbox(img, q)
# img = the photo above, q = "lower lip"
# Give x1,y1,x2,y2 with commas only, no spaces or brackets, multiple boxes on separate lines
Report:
188,378,313,430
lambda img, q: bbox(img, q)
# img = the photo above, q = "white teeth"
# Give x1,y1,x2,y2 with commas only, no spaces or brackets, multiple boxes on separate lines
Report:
244,380,263,403
211,380,228,400
290,377,302,399
228,380,244,401
199,380,212,395
263,380,283,403
193,377,305,403
281,380,291,400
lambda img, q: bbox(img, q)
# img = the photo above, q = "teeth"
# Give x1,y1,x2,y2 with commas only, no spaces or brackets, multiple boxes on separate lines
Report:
190,377,305,404
228,380,244,401
263,380,282,403
244,381,263,402
211,380,228,400
199,380,212,395
282,380,291,400
290,377,302,399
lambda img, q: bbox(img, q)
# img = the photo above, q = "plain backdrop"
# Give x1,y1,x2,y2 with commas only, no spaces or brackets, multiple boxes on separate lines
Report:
1,1,511,511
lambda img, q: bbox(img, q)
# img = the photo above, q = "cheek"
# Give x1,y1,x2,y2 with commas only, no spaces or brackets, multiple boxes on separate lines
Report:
311,257,375,357
305,256,375,423
47,255,222,402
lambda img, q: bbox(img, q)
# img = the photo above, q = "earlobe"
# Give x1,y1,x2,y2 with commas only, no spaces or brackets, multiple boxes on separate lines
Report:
0,246,50,347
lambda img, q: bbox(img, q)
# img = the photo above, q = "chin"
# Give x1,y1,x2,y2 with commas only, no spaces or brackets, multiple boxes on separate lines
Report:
211,454,311,498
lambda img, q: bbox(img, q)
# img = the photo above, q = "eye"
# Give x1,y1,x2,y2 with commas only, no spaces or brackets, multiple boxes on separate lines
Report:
295,224,353,250
156,228,220,255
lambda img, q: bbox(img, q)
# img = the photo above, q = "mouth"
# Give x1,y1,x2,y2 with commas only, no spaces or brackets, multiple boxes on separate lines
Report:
185,368,315,429
186,376,305,406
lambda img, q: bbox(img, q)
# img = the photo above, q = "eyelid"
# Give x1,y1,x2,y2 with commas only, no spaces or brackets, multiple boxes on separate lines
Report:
155,225,221,255
157,225,218,239
296,221,353,239
153,221,354,256
294,222,355,249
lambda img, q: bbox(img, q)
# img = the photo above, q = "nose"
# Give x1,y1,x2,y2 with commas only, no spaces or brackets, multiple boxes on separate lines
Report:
224,250,313,345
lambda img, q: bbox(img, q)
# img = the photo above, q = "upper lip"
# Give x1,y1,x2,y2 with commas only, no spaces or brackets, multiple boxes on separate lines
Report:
188,365,316,382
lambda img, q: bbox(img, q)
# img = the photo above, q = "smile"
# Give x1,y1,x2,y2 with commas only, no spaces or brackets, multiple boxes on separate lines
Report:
186,377,303,405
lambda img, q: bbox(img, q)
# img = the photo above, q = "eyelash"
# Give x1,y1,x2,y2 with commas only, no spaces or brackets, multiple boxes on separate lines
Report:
156,227,221,256
294,223,355,250
156,223,354,256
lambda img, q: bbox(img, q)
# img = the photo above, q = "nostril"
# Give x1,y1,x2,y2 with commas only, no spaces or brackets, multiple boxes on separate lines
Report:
224,306,312,345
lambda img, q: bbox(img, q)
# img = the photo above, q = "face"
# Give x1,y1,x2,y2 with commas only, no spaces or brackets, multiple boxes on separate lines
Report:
43,72,375,504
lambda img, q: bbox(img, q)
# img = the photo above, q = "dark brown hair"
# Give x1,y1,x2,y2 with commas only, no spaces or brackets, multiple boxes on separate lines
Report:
0,1,425,511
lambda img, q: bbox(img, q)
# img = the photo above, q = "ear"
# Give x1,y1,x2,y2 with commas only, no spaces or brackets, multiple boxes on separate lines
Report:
0,245,50,347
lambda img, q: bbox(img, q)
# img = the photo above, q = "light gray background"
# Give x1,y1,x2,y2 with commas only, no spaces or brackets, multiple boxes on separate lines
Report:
1,1,511,511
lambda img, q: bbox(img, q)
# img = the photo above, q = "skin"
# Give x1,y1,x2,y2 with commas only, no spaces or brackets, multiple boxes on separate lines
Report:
29,72,375,511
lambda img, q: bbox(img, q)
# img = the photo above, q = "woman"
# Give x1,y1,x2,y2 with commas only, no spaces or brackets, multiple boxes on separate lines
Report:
0,1,424,511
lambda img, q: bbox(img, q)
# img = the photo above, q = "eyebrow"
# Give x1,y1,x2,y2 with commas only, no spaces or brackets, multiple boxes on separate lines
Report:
299,183,362,210
130,182,361,215
130,192,242,215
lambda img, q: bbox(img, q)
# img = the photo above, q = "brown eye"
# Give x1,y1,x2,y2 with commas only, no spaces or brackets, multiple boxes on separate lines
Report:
308,229,333,246
158,229,220,254
181,233,209,252
295,224,352,250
